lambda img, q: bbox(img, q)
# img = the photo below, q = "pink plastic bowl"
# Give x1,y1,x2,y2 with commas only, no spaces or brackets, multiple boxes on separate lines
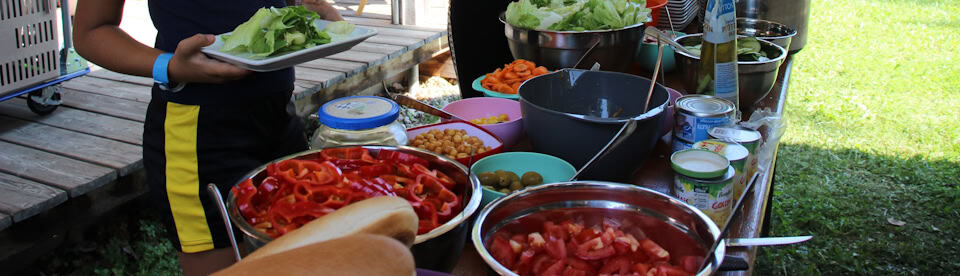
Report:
442,97,524,149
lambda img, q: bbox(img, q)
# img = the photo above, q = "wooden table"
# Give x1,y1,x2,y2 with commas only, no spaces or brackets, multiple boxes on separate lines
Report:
452,57,795,275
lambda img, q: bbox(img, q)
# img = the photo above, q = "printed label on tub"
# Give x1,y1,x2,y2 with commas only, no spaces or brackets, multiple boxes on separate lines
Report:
674,176,733,227
675,115,731,145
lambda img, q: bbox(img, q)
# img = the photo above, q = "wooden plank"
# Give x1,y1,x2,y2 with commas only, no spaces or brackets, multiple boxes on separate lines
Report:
354,25,440,40
0,173,67,223
0,98,144,145
59,87,148,122
294,67,345,88
85,69,154,86
366,35,425,48
298,58,368,75
326,50,389,66
343,15,446,33
0,141,116,197
0,213,9,231
338,9,391,20
60,76,152,103
0,116,143,175
350,42,406,57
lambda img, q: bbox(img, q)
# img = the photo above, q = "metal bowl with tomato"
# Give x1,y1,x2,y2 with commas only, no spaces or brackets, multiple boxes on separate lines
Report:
226,145,482,272
472,181,725,275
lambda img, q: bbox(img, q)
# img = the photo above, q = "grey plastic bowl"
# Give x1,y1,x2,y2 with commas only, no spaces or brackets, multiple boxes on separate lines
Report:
518,69,668,181
672,33,787,115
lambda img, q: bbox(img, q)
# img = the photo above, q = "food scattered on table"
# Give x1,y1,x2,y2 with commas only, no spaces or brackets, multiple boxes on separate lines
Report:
391,77,462,128
481,59,550,94
505,0,652,31
410,129,490,159
488,216,700,276
232,147,463,236
479,170,543,194
219,6,355,58
469,114,510,125
682,37,770,62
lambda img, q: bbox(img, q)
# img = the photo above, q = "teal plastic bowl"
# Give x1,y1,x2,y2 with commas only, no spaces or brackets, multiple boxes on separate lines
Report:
470,152,577,208
472,75,519,100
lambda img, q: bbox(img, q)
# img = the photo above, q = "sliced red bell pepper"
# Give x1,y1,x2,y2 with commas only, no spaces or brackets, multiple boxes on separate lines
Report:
321,147,375,162
377,149,429,167
359,163,394,178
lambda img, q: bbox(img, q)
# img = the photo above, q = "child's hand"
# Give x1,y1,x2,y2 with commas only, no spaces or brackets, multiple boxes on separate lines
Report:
168,34,251,84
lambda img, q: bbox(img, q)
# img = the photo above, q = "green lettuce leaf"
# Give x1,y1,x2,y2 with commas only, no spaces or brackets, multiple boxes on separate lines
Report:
507,0,649,31
219,6,333,58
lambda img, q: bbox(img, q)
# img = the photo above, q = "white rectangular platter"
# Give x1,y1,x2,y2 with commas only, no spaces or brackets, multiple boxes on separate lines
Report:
201,20,378,72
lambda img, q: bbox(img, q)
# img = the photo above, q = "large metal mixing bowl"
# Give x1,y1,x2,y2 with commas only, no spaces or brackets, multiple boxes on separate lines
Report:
737,18,797,52
672,33,787,115
501,13,646,72
472,181,725,275
226,145,482,272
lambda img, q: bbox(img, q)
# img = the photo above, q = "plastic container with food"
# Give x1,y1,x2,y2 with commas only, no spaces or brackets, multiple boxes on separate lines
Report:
311,96,409,148
406,120,504,166
469,152,577,208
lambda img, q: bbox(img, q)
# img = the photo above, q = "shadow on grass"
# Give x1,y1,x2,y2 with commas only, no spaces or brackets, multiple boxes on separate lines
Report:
756,143,960,275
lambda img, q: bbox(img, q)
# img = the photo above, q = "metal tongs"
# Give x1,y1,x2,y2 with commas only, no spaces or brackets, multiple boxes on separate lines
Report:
380,80,466,121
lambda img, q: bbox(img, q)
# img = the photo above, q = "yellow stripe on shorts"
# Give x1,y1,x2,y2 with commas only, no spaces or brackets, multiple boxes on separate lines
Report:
164,102,214,253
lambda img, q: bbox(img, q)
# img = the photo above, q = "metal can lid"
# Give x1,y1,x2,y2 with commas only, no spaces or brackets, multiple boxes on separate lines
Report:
708,125,762,143
670,149,730,179
676,95,735,117
694,139,749,161
318,96,399,130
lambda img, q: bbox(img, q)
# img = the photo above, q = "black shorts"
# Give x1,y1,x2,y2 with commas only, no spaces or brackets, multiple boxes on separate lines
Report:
143,87,308,253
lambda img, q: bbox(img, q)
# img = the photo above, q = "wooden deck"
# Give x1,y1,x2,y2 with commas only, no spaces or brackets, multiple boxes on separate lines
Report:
0,7,448,267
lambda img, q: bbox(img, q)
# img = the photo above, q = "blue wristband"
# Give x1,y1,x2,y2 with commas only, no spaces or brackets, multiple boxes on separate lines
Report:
152,53,174,84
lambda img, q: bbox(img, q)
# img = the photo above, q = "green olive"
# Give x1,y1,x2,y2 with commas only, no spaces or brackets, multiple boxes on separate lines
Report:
509,181,524,191
499,188,511,194
478,172,499,187
495,170,520,188
521,171,543,186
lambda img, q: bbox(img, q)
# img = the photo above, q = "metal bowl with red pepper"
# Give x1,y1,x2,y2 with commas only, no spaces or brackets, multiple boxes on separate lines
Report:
226,145,482,272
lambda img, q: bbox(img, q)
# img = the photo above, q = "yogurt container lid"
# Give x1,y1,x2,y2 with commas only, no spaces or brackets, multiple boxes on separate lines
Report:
676,95,735,117
318,96,400,130
694,139,749,161
708,125,762,143
670,149,730,179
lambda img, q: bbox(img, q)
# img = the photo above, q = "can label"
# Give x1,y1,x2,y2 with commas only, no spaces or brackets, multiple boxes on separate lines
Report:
674,174,733,227
673,138,694,152
674,114,731,145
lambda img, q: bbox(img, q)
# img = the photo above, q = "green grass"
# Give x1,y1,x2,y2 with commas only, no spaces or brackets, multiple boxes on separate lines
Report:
755,0,960,274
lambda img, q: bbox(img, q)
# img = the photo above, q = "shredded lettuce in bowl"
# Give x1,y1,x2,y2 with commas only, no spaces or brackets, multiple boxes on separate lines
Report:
219,6,357,59
505,0,651,31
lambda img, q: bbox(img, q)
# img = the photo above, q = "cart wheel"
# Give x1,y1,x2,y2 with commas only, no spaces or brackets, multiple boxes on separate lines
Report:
27,85,62,115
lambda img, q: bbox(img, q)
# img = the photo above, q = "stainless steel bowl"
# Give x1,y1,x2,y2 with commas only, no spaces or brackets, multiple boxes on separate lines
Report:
472,181,724,275
226,145,482,272
501,13,645,72
672,33,787,114
737,18,797,52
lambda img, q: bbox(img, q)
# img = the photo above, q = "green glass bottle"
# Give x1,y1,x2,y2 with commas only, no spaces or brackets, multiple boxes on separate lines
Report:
697,0,740,112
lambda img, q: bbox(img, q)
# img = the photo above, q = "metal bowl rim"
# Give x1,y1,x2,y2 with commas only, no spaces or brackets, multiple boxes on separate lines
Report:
225,145,483,245
499,12,647,34
672,33,788,65
735,17,798,40
470,181,725,276
517,68,669,124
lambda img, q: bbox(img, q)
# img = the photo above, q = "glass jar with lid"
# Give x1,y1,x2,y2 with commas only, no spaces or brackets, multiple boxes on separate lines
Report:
310,96,409,148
